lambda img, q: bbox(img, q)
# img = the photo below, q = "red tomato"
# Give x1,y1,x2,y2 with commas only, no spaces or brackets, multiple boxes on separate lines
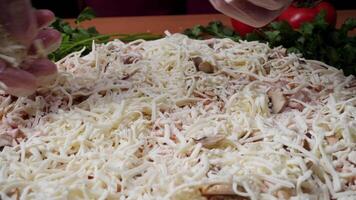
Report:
277,1,337,29
230,18,255,36
316,1,337,25
278,5,317,29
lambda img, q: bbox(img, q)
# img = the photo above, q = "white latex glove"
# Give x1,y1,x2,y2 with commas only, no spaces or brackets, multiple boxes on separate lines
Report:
209,0,292,27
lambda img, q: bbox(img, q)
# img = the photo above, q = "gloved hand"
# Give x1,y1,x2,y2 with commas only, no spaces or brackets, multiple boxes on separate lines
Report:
0,0,61,97
209,0,292,27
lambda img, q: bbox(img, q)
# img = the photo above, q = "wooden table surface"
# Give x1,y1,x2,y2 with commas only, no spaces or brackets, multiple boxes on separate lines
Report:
69,10,356,35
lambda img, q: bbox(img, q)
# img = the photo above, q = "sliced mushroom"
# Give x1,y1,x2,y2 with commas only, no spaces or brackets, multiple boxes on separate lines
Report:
305,160,314,170
192,90,215,99
13,129,26,144
175,98,202,107
117,183,122,192
198,62,215,73
309,162,325,181
122,55,141,64
73,95,90,105
6,188,20,200
121,68,139,80
302,139,311,151
267,88,287,114
288,101,304,112
194,135,225,149
159,104,170,113
141,106,152,115
201,184,247,200
325,135,338,145
0,134,12,147
275,188,293,200
192,57,215,73
262,64,271,75
201,183,235,196
192,57,203,67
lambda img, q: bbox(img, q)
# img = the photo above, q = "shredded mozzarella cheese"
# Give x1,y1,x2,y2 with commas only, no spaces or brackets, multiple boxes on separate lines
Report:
0,34,355,200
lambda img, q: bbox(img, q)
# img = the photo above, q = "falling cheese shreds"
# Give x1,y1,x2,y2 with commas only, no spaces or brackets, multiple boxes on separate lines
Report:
0,33,356,200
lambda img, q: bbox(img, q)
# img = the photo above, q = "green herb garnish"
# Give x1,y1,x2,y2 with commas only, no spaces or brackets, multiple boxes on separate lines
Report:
50,7,161,61
184,11,356,76
184,21,240,41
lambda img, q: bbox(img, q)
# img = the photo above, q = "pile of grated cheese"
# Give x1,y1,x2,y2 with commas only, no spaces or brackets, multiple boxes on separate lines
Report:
0,33,355,200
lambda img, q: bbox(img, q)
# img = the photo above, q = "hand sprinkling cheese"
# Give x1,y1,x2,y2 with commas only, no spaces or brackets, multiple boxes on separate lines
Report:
0,0,61,96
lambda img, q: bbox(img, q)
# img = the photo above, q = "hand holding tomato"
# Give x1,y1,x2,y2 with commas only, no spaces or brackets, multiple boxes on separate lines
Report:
210,0,292,28
230,1,337,36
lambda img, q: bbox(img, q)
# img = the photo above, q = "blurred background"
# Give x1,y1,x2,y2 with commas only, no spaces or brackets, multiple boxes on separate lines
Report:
32,0,356,18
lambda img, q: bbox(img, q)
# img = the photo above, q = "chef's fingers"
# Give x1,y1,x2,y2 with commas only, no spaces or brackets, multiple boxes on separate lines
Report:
209,0,266,27
210,0,249,24
0,0,37,47
23,58,57,85
210,0,290,27
28,28,62,55
35,9,55,29
0,60,37,96
245,0,288,11
228,0,284,27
